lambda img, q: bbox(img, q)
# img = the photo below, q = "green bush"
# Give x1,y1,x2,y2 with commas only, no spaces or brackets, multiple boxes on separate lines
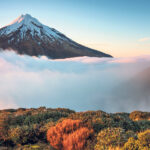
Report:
39,121,55,142
137,129,150,149
9,111,69,126
69,111,139,133
94,127,133,150
137,120,150,131
123,137,139,150
123,129,150,150
0,113,10,145
9,125,39,145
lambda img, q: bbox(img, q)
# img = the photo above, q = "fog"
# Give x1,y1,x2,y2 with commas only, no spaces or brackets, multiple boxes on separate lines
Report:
0,50,150,112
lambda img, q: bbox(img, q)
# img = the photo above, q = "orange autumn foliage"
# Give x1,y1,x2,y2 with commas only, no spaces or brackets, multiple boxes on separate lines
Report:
63,127,93,150
47,119,94,150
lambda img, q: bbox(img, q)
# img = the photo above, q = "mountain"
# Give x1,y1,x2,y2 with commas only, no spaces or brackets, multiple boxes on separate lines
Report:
0,14,112,59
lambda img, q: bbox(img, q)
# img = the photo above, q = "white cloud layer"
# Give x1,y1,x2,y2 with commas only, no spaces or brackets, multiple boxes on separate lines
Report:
0,50,150,112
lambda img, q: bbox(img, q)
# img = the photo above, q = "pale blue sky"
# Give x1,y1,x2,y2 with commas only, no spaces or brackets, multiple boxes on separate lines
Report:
1,0,150,57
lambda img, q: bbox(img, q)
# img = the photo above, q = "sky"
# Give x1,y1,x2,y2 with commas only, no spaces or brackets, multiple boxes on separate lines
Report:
0,0,150,57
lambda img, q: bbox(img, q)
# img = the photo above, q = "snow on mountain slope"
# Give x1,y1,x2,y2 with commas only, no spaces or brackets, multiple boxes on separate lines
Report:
0,14,112,59
0,14,67,41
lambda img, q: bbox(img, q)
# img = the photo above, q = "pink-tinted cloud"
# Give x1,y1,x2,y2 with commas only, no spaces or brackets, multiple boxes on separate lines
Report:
138,37,150,42
0,50,150,112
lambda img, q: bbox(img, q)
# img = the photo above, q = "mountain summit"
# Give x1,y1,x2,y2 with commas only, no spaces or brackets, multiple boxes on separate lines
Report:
0,14,112,58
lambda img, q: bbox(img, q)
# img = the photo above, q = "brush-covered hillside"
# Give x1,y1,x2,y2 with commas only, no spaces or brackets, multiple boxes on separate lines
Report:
0,107,150,150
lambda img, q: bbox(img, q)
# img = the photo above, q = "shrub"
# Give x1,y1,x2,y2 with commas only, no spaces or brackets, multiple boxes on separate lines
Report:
9,125,39,145
138,120,150,130
130,111,150,121
68,111,138,133
63,127,93,150
0,113,10,144
123,137,139,150
47,119,94,150
39,121,55,142
123,129,150,150
95,127,132,150
9,126,23,145
137,129,150,149
8,109,74,126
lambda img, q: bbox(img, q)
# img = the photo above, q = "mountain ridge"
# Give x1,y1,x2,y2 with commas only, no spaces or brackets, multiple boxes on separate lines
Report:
0,14,112,59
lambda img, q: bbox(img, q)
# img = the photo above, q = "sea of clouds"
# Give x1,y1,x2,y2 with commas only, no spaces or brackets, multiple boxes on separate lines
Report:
0,49,150,112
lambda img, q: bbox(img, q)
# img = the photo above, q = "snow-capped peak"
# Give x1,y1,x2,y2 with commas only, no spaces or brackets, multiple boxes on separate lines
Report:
0,14,112,58
8,14,42,27
0,14,64,40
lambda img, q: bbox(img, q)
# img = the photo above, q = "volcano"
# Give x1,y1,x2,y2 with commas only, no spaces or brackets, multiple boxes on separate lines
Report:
0,14,112,59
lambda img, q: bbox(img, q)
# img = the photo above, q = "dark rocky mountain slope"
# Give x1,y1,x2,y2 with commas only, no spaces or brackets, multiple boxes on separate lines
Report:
0,14,112,59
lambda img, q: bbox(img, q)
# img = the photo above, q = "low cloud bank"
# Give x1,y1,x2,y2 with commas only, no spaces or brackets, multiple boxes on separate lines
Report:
0,50,150,112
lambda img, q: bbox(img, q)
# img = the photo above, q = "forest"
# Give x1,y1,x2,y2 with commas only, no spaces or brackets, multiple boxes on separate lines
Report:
0,107,150,150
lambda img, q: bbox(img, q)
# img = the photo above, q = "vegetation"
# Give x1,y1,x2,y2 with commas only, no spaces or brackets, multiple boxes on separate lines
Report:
123,130,150,150
95,127,135,150
47,119,94,150
0,107,150,149
129,111,150,121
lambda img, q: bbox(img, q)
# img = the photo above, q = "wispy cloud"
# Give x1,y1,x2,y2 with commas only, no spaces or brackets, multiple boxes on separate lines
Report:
138,37,150,42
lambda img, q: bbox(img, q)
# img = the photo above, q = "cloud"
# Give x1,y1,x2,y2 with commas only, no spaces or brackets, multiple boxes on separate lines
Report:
0,50,150,112
138,37,150,42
